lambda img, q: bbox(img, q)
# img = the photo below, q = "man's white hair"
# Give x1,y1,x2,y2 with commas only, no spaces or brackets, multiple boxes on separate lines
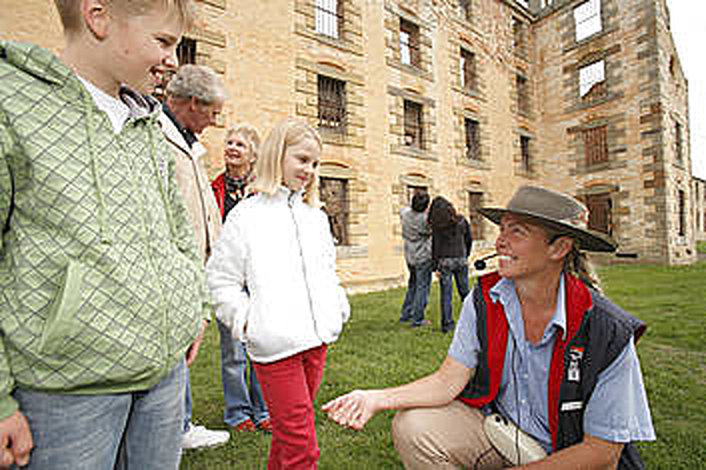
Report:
166,64,228,104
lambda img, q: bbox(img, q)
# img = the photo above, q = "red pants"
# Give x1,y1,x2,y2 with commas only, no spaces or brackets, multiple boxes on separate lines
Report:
253,345,328,470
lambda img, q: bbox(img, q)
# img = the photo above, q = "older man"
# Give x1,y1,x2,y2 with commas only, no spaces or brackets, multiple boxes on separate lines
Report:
324,185,655,469
158,64,229,450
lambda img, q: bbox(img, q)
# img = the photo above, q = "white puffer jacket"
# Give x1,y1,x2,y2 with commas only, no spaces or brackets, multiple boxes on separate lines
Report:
206,187,350,363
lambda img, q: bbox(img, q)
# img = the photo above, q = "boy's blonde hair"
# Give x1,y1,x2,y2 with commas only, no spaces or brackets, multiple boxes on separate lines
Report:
225,124,260,163
54,0,197,33
252,118,322,207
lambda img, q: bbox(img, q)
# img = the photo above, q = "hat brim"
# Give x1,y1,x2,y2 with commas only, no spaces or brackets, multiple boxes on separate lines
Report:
477,207,617,253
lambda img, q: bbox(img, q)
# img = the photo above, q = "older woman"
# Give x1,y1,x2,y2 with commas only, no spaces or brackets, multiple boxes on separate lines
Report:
212,124,260,218
211,124,270,432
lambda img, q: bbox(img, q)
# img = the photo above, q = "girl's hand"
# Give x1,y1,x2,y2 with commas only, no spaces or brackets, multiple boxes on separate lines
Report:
322,390,379,430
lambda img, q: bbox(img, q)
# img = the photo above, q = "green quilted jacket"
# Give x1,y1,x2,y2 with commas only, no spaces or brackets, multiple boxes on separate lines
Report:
0,41,209,419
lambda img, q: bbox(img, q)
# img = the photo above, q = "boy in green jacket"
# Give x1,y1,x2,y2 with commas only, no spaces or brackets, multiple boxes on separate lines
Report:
0,1,210,468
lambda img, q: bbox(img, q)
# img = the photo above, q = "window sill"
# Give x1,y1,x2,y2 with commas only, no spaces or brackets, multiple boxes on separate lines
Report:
392,145,436,161
386,58,434,82
459,157,491,171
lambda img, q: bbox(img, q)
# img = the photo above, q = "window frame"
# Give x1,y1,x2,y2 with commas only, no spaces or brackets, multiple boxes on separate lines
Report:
317,74,347,134
403,100,424,150
465,117,480,161
460,48,477,92
579,60,605,98
585,192,613,236
399,18,421,68
516,73,530,115
468,191,484,241
315,0,343,39
583,125,609,166
319,176,350,246
520,135,531,172
574,0,602,42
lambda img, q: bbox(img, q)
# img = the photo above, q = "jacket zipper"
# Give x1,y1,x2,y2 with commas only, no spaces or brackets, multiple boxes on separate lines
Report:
287,192,322,341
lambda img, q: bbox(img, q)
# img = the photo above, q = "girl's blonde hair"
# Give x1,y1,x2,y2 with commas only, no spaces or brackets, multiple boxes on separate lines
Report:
54,0,197,34
225,123,260,163
252,118,322,207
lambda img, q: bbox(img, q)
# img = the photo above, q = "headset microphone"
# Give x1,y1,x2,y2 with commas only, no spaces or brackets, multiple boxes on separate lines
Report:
473,253,498,270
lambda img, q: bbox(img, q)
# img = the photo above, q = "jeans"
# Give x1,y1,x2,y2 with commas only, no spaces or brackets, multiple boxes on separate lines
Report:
217,319,269,426
253,345,327,470
438,257,470,332
183,368,194,431
400,260,433,326
13,360,186,470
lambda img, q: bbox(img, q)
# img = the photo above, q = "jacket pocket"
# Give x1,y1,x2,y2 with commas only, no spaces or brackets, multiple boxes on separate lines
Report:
39,260,87,356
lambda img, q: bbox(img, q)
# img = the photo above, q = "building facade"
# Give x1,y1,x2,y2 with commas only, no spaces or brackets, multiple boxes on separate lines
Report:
1,0,696,292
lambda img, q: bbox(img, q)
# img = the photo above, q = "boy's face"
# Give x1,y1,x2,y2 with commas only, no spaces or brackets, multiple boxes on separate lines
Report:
106,5,183,94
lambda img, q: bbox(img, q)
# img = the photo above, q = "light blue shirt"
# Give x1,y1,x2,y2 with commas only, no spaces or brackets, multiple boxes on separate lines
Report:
448,275,655,453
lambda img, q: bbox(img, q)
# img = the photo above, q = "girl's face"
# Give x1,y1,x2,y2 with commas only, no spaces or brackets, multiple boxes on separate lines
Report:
281,136,321,192
224,133,253,170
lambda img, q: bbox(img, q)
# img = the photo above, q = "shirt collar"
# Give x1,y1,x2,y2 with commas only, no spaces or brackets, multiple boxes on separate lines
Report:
489,274,568,342
162,103,198,148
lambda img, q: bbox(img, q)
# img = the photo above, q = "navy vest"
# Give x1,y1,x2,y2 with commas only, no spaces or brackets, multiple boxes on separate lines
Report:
458,273,647,469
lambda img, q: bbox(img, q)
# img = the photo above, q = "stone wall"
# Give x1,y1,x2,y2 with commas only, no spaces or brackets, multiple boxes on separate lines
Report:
1,0,696,291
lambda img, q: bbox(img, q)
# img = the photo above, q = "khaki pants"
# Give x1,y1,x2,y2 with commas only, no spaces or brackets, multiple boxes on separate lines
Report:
392,401,508,470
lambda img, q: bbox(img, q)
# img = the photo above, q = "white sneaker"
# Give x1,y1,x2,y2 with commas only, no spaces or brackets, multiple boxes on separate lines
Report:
182,422,230,450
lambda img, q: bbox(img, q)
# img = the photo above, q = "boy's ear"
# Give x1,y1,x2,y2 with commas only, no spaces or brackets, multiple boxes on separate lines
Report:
82,0,111,40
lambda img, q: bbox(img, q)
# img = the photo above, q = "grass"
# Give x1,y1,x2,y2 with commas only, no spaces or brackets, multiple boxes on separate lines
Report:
182,263,706,469
696,240,706,255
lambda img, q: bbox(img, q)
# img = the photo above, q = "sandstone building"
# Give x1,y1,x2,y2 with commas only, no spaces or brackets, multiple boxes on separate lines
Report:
1,0,695,292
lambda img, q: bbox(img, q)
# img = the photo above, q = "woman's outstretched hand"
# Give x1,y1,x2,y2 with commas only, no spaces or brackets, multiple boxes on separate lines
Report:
322,390,380,430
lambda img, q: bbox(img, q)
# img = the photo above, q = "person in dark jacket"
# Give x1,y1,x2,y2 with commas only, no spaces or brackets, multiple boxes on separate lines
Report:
323,185,654,470
428,196,472,333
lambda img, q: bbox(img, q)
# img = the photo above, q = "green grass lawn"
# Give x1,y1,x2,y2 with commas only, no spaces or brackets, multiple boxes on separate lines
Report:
182,263,706,469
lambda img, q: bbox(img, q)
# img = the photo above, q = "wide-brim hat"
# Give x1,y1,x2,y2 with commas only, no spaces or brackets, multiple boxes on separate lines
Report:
477,185,617,252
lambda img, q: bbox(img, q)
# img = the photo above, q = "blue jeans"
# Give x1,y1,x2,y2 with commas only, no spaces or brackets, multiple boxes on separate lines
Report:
13,360,186,470
439,257,470,332
183,368,193,431
400,260,433,326
217,319,268,426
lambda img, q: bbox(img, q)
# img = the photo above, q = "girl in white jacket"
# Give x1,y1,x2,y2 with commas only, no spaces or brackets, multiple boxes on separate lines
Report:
206,118,350,469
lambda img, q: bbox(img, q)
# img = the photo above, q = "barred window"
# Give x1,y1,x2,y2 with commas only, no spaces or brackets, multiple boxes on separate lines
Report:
579,60,605,98
585,193,612,235
315,0,342,39
400,19,420,67
465,118,480,160
516,74,530,115
404,100,424,149
319,177,349,245
574,0,602,42
675,121,683,163
468,191,484,240
154,37,197,101
584,125,608,166
513,18,527,57
318,75,347,133
520,135,531,172
177,37,197,65
459,0,472,21
460,48,477,92
678,189,686,236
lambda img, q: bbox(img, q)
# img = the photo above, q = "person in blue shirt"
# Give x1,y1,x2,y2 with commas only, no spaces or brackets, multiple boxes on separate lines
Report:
323,185,655,469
